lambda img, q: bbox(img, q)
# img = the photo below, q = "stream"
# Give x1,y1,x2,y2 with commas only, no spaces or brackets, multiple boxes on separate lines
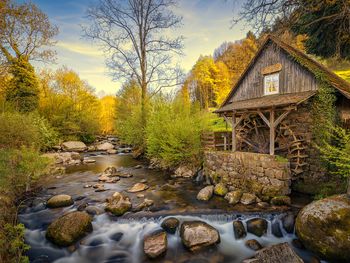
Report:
19,153,324,263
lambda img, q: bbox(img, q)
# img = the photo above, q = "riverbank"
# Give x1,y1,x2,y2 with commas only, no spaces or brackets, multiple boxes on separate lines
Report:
18,152,322,263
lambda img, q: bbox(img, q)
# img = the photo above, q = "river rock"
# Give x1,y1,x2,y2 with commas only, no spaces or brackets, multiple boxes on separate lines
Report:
245,239,263,251
107,149,117,154
96,142,114,151
127,183,149,193
270,196,291,206
143,231,167,259
233,220,246,239
103,166,119,176
118,173,133,178
295,194,350,262
180,221,220,251
240,193,257,205
225,190,243,205
83,158,96,164
161,217,180,234
85,206,104,216
214,183,228,196
172,165,195,178
282,213,295,234
105,192,132,216
197,186,214,201
254,242,303,263
246,218,268,237
61,141,87,152
132,198,154,212
271,220,283,238
46,211,92,246
47,194,73,208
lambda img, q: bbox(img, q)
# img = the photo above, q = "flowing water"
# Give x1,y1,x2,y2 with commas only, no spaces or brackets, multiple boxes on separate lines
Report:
19,153,324,263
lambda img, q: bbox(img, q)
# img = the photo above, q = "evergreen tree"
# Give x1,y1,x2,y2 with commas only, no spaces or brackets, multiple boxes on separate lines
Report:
6,58,39,112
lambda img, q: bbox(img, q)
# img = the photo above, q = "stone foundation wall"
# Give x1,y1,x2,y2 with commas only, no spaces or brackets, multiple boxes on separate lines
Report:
204,151,291,198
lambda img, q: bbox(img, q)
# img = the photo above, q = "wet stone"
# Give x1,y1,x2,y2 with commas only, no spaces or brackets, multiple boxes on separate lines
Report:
127,183,149,193
245,239,263,251
143,231,167,259
47,194,74,208
233,220,246,239
161,217,180,234
282,213,295,234
271,220,283,238
246,218,268,237
110,232,124,242
196,186,214,201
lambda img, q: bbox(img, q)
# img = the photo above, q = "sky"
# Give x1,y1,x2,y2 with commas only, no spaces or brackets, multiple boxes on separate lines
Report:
32,0,247,97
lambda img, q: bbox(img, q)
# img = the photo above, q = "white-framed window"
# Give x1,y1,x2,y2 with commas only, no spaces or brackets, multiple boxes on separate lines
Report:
264,73,279,95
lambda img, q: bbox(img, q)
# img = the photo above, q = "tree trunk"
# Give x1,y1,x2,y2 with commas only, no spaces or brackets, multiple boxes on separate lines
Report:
347,177,350,197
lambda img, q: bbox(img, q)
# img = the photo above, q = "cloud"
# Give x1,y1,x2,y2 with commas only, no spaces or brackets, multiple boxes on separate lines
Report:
57,42,102,57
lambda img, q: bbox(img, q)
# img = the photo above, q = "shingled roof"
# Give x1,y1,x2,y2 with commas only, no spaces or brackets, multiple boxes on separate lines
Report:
216,35,350,114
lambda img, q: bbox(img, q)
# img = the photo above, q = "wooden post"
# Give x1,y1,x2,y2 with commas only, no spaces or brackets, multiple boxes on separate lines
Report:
269,109,275,155
232,111,236,152
223,135,227,151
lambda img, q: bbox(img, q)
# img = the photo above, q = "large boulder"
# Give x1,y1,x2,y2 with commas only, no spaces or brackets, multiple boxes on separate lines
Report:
180,221,220,251
105,192,132,216
61,141,87,152
295,195,350,262
143,231,167,259
197,186,214,201
47,194,74,208
96,142,115,151
254,242,303,263
246,218,268,237
46,211,92,246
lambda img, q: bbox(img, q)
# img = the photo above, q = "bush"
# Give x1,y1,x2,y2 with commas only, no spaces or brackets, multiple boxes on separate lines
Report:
0,148,50,197
0,112,58,151
146,98,210,168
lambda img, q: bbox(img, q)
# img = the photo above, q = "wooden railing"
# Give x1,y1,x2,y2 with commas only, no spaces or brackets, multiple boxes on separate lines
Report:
201,131,232,151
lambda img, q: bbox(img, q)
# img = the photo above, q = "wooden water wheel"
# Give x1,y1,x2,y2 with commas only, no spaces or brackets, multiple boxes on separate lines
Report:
275,121,309,177
236,115,270,154
236,114,309,177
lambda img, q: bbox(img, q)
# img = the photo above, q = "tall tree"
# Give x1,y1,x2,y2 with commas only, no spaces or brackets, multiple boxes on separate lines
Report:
0,1,58,63
0,0,58,112
84,0,184,131
233,0,350,59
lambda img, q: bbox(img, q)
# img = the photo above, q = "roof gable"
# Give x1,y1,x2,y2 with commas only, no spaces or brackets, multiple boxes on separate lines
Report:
218,35,350,112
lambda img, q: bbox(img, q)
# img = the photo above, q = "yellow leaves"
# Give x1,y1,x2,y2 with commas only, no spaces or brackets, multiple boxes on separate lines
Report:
99,95,117,135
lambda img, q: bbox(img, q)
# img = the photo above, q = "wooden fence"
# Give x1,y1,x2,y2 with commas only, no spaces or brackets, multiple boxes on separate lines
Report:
201,131,232,151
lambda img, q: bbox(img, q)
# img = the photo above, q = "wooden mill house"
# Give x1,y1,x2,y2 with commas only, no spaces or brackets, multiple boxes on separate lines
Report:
204,35,350,197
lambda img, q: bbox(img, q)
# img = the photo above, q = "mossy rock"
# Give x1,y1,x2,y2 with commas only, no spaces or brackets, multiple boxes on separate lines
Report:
270,196,291,206
46,211,92,246
214,183,228,197
47,194,74,208
295,195,350,262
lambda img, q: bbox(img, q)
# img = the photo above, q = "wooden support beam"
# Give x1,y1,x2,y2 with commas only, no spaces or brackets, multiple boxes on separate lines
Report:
269,109,275,155
274,110,291,127
234,113,247,128
232,111,236,152
257,111,270,128
223,115,233,127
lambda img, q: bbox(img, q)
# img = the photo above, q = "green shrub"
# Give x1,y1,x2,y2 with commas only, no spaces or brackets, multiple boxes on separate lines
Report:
0,223,29,263
0,112,58,151
0,148,50,197
146,98,210,168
